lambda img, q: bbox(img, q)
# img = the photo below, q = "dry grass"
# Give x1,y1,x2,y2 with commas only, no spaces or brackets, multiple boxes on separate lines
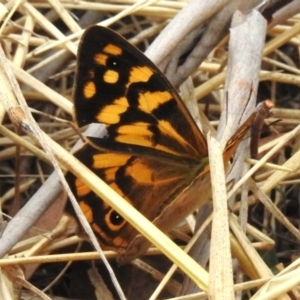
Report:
1,0,300,299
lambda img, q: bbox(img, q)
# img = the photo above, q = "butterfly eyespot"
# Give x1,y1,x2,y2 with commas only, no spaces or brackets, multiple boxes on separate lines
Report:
110,210,123,225
105,208,125,231
107,57,121,69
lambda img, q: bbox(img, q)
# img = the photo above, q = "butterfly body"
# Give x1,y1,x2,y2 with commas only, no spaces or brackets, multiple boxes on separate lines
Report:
66,26,254,262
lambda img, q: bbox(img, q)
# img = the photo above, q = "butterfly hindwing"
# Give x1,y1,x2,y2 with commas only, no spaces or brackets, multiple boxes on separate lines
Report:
66,143,205,250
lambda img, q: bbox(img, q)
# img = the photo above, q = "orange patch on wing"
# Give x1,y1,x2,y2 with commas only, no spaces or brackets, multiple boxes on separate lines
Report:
118,123,152,139
112,236,128,248
138,91,172,112
79,201,93,223
93,153,130,169
127,161,153,184
103,44,122,55
115,97,129,107
102,167,118,182
115,122,186,155
103,70,119,83
94,53,108,65
128,66,153,86
83,81,96,99
116,134,151,147
115,132,183,156
96,97,128,124
75,178,91,197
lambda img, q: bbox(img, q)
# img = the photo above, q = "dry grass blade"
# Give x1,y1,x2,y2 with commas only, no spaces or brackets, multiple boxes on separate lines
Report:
208,135,234,300
3,265,51,300
251,258,300,299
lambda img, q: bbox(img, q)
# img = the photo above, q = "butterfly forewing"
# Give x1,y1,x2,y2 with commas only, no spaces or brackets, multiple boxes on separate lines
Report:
74,26,208,160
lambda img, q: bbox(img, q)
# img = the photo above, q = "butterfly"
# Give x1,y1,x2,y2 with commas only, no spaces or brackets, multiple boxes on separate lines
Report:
66,25,255,263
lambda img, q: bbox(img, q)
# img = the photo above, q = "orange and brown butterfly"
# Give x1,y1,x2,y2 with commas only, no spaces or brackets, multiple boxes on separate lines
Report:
66,25,255,262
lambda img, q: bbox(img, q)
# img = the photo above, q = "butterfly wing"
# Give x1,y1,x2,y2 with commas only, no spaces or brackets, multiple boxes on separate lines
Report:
66,144,206,250
74,26,207,160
